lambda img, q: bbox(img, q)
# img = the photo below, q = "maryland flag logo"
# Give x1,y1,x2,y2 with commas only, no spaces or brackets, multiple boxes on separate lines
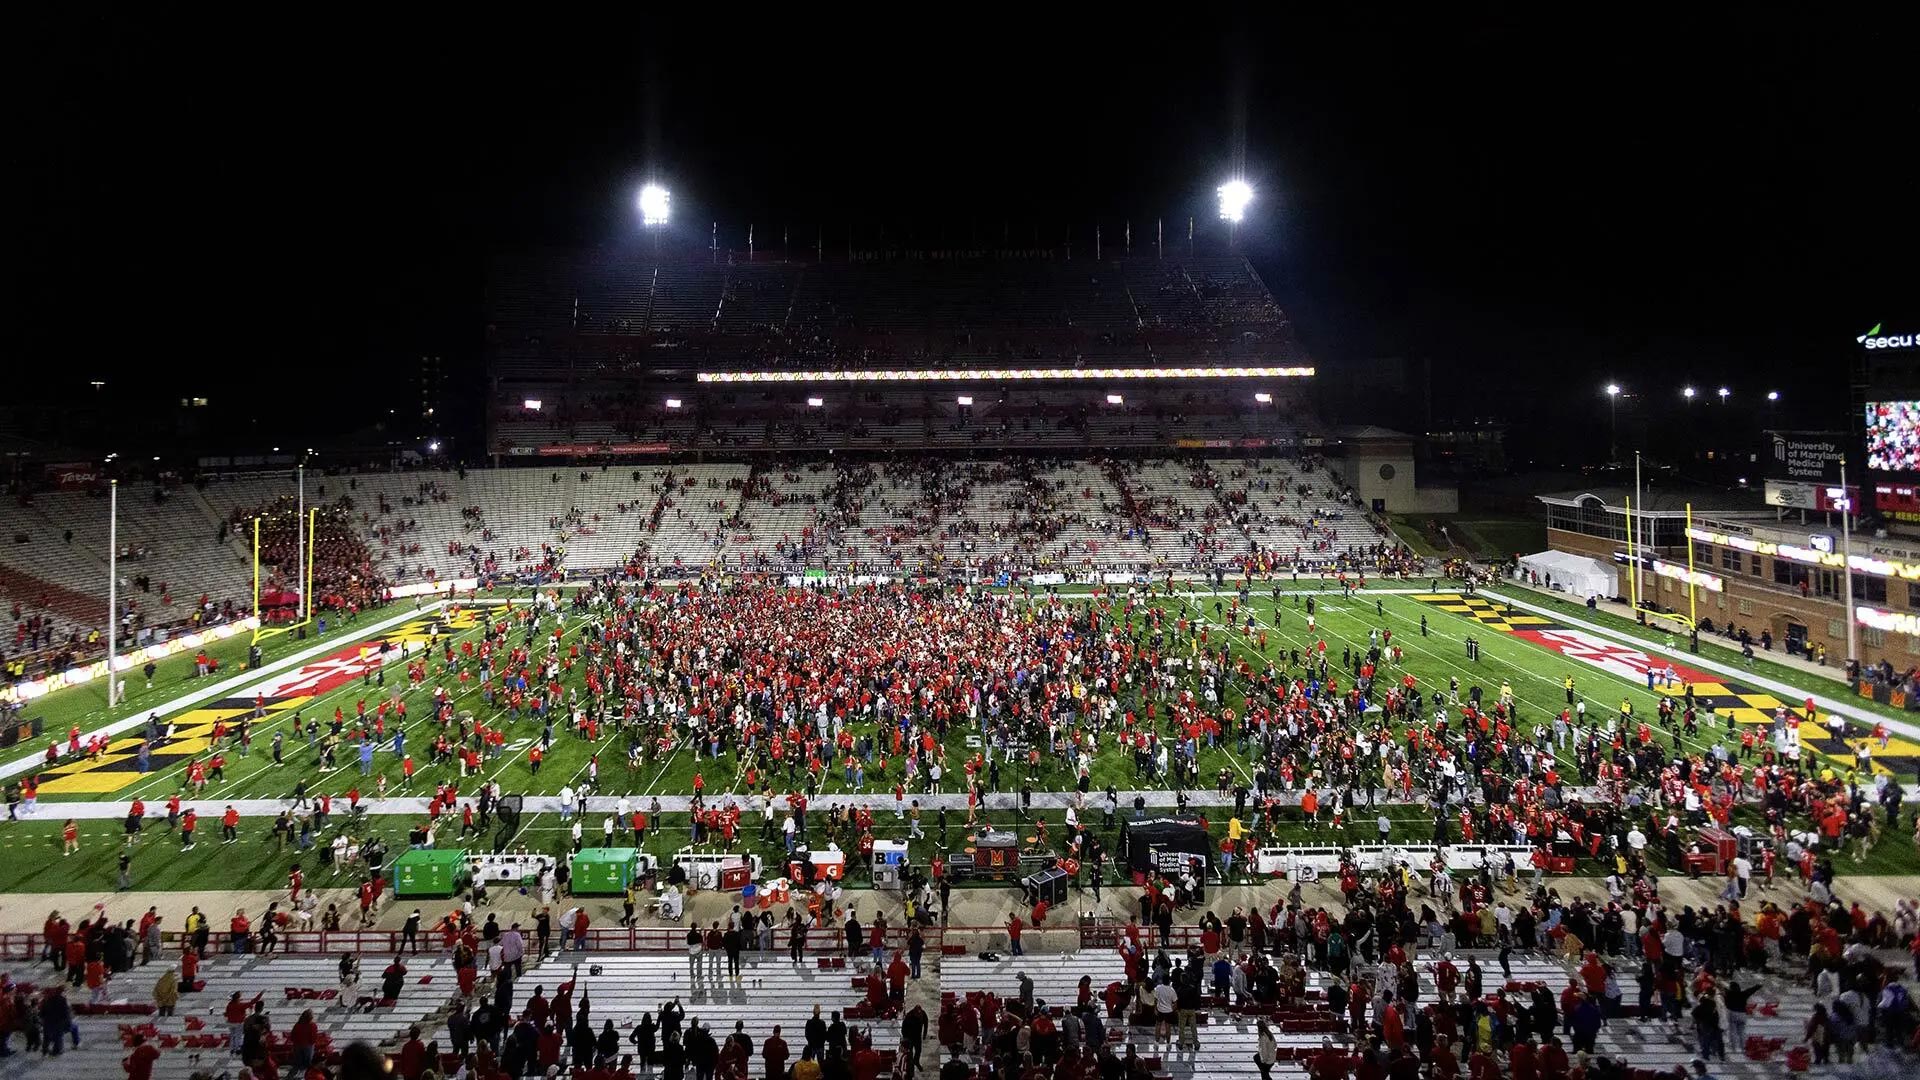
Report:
1410,594,1554,633
36,609,483,795
1410,594,1920,775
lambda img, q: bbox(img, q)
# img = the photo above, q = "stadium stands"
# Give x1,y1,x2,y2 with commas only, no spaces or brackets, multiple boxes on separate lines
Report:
2,454,1399,684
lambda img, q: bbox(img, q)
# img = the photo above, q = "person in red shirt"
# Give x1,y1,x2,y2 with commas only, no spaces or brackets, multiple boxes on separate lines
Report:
1006,914,1024,957
886,950,910,1002
224,991,254,1047
396,1026,429,1080
62,818,79,856
289,1008,321,1074
123,1033,160,1080
221,805,240,844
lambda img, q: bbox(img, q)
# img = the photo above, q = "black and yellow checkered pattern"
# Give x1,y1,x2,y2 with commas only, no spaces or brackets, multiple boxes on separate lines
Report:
1409,593,1555,633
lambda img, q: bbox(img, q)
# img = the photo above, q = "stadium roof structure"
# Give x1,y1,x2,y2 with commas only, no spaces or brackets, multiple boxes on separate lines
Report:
1535,485,1766,516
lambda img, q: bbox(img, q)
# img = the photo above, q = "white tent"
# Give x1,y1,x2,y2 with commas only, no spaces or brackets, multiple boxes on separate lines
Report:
1517,549,1617,599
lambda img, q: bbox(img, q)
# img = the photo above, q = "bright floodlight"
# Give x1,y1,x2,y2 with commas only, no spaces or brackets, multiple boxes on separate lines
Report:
1717,387,1730,400
806,396,824,407
523,398,543,411
638,183,671,226
1106,393,1124,405
1217,179,1254,223
664,397,682,410
1767,390,1779,401
1605,383,1620,397
1254,392,1273,404
427,440,440,453
1682,386,1696,399
956,395,973,406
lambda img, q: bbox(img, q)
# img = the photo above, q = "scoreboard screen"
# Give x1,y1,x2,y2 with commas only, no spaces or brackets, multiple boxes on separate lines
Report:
1865,401,1920,472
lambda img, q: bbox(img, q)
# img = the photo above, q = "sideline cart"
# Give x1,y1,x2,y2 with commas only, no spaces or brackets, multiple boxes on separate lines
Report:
393,848,470,899
570,847,642,895
675,848,763,891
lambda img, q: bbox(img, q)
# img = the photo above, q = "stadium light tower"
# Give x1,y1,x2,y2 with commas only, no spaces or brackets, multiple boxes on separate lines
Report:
1217,178,1253,251
1605,383,1621,462
1217,180,1253,223
1717,386,1730,402
638,184,671,226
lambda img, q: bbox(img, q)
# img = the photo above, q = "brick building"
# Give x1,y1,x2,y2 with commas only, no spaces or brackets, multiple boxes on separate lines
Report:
1536,486,1920,673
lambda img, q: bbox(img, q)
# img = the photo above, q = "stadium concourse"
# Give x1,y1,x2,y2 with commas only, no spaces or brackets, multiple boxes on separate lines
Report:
1,575,1919,1079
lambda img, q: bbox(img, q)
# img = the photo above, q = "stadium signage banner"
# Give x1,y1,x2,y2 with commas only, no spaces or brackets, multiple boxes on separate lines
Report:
1766,431,1845,482
1858,324,1916,351
1763,480,1856,512
1173,437,1289,450
43,462,100,489
1650,558,1722,592
509,442,673,457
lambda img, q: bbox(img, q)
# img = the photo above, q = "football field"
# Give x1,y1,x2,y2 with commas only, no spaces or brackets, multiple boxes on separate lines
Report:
2,581,1915,894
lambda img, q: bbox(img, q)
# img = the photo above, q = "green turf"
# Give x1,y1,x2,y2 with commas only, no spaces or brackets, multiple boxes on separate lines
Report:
2,581,1912,892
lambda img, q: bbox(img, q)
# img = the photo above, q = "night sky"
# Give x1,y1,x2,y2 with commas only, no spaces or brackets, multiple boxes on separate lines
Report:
10,13,1915,464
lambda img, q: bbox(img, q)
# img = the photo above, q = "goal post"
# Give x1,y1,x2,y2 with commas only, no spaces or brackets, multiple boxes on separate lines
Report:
251,507,318,646
1624,495,1699,638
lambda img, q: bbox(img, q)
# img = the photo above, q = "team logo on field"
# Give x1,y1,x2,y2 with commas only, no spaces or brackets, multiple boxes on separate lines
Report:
1410,594,1920,774
35,609,484,795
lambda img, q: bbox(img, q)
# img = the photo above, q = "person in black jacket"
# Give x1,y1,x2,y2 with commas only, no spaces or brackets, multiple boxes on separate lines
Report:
805,1005,827,1060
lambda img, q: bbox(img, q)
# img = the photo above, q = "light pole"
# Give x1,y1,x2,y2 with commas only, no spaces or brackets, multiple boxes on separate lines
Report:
1840,455,1858,666
1605,384,1621,462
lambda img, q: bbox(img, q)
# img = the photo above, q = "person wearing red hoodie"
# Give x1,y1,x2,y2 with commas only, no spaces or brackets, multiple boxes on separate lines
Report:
289,1008,321,1074
886,951,910,1003
123,1033,160,1080
1380,995,1405,1052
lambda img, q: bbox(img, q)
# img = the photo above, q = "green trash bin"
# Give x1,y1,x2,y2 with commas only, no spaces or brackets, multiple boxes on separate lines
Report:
393,848,470,898
570,847,640,895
